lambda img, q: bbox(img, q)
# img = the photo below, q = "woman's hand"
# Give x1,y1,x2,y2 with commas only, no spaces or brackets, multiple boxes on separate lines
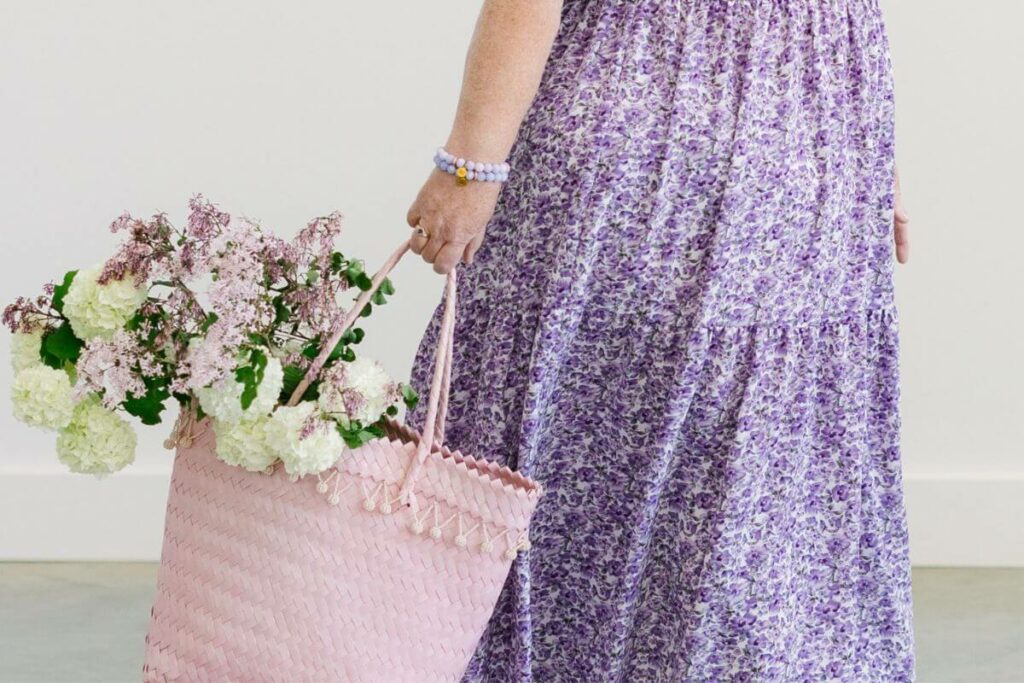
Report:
404,0,563,275
894,168,910,264
407,168,502,274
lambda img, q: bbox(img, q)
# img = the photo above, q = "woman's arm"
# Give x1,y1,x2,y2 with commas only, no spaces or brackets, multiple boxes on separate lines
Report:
407,0,564,274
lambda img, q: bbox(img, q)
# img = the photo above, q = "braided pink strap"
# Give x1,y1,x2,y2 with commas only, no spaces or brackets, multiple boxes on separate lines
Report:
433,311,452,446
397,267,456,505
284,238,457,500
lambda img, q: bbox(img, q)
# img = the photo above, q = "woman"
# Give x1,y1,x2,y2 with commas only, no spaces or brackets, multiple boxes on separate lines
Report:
407,0,914,681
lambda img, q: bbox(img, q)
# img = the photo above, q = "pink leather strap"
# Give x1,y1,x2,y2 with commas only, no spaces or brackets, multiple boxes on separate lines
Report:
285,238,456,500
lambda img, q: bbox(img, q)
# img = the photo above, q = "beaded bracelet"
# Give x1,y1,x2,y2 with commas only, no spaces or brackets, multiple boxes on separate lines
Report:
434,147,510,185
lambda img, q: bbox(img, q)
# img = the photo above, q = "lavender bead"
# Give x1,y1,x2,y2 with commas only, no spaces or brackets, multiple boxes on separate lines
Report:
434,148,510,182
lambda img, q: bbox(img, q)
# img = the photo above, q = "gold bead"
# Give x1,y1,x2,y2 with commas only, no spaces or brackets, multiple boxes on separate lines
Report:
455,167,468,178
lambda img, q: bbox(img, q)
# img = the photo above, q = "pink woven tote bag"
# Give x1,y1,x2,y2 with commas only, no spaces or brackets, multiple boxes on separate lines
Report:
143,241,543,682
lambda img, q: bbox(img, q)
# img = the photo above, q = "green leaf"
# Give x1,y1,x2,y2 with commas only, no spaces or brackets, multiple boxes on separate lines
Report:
235,365,257,409
51,270,78,314
327,340,354,363
300,338,352,364
401,384,419,411
386,405,398,416
280,365,319,404
371,289,387,306
127,310,165,344
354,272,373,291
122,376,171,426
339,426,379,449
330,252,345,273
340,327,364,345
40,322,84,369
272,297,291,325
235,348,268,411
359,302,373,318
379,278,395,296
125,311,145,332
200,312,219,333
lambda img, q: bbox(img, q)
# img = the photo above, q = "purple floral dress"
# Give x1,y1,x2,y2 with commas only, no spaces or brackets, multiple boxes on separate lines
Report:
410,0,914,680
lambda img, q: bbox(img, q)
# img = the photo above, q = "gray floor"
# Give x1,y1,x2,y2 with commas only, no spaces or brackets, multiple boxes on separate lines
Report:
0,565,1021,682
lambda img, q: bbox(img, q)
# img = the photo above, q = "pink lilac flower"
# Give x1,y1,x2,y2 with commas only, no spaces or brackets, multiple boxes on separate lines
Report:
292,212,343,271
178,194,231,279
3,294,59,334
75,330,152,408
173,318,246,392
100,213,175,286
186,194,230,240
284,212,352,334
207,219,274,326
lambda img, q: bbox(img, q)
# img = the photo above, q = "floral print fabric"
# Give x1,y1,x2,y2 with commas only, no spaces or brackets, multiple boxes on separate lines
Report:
410,0,914,680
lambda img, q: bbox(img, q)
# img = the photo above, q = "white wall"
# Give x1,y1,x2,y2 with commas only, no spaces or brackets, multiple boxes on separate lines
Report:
1,1,1021,565
885,0,1024,565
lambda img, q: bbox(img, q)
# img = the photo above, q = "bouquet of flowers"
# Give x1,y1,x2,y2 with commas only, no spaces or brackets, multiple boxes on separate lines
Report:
4,196,417,477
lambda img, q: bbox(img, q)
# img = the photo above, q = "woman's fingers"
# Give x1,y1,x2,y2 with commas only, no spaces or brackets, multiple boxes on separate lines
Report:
419,232,447,264
894,213,910,264
893,168,909,264
409,216,440,254
462,231,485,265
432,242,465,274
409,229,429,254
407,215,473,274
892,169,909,266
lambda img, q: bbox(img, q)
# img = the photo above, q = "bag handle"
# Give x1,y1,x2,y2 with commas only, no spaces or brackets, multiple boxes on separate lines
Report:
285,239,456,500
396,267,456,505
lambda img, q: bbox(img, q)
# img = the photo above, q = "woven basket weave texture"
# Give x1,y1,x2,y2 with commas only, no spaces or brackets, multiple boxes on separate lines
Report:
143,247,542,682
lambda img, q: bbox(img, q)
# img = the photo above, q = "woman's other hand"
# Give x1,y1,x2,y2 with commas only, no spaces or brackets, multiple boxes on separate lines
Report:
894,168,910,264
406,168,501,274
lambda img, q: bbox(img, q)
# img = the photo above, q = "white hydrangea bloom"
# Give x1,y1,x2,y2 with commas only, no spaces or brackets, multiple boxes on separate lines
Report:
196,355,283,423
10,330,44,373
212,416,278,472
265,402,343,476
56,398,137,476
62,265,148,341
11,364,76,431
318,356,399,427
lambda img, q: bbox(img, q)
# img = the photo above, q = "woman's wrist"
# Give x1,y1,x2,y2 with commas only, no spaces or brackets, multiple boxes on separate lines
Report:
444,127,514,164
